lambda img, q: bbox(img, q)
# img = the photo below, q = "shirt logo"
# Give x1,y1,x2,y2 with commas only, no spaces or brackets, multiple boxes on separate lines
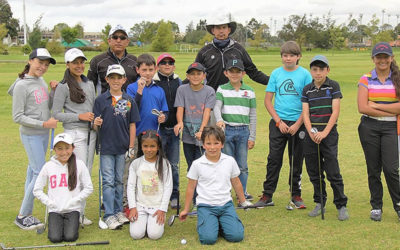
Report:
113,98,131,117
279,79,298,96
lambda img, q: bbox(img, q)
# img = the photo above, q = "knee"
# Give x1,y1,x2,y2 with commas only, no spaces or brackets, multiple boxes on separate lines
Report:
147,229,163,240
199,231,218,245
130,227,145,240
64,233,78,242
48,234,62,243
224,231,244,243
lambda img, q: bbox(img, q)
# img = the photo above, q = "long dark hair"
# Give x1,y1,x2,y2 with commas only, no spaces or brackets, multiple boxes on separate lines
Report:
67,152,78,191
391,59,400,98
136,130,169,181
62,69,86,104
18,64,30,79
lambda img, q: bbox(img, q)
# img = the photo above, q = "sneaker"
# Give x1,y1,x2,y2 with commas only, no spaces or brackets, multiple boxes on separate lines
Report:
79,215,93,226
291,196,306,209
105,215,123,230
14,215,43,230
370,209,382,221
253,194,274,207
115,212,130,224
308,203,325,217
170,199,180,209
245,193,254,201
338,206,349,221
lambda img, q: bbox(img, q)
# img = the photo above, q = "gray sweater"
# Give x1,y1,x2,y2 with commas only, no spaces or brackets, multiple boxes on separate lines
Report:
8,75,52,135
52,77,95,130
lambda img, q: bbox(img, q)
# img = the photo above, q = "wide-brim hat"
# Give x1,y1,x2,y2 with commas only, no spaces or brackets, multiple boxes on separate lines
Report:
206,17,237,35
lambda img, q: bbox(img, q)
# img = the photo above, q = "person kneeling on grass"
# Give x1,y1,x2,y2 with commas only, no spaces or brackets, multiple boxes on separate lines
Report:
179,126,253,245
33,133,93,243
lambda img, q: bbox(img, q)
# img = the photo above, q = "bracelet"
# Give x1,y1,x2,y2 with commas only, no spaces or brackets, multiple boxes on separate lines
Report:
275,120,281,127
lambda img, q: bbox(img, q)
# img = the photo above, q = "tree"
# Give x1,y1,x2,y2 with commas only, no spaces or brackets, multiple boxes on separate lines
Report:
61,27,78,44
0,23,8,41
74,23,84,38
101,23,111,43
329,26,345,50
151,20,174,52
28,15,44,49
278,15,308,48
246,18,261,40
196,19,207,31
0,0,20,37
198,32,213,46
247,25,267,49
186,21,194,33
53,23,69,33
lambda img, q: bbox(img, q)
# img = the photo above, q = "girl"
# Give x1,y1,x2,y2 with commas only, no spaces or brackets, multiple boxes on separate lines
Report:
33,133,93,243
357,42,400,221
52,48,96,225
8,48,58,230
127,130,172,240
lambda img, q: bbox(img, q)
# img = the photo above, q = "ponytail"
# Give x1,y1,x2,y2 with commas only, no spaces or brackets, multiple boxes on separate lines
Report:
62,69,86,104
391,59,400,98
18,64,30,79
67,152,78,191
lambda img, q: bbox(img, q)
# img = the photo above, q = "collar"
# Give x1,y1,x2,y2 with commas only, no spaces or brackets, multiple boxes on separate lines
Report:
371,69,392,80
107,48,127,61
153,72,179,81
197,152,229,165
226,81,248,90
310,77,332,89
104,90,130,100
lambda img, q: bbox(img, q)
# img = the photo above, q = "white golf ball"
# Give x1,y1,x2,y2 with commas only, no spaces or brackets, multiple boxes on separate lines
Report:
181,239,187,245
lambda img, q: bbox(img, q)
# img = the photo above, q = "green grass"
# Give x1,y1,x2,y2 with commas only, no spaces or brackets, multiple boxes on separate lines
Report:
1,48,400,249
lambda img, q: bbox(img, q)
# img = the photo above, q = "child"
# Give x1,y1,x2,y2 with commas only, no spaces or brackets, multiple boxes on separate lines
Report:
127,130,172,240
302,55,349,220
33,133,93,243
254,41,312,208
93,64,140,229
179,126,252,245
214,59,256,202
8,48,58,230
52,48,96,225
174,62,216,209
153,53,182,209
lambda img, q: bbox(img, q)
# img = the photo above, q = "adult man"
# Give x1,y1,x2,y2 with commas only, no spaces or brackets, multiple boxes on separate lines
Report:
195,18,269,91
88,24,137,94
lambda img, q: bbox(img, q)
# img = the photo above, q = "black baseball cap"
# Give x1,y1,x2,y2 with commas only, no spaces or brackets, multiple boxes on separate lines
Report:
225,59,244,71
372,42,393,57
186,62,206,73
29,48,56,65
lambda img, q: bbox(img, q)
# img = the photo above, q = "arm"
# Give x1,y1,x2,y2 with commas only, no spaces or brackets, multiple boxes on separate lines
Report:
33,165,56,209
127,161,138,221
368,101,400,115
52,84,80,123
129,123,136,148
288,111,304,136
214,99,225,129
87,58,99,90
174,106,184,136
179,178,197,221
315,99,340,144
74,162,94,202
231,176,246,204
248,107,256,149
302,102,316,143
265,92,289,134
357,85,394,116
153,160,173,225
195,107,211,140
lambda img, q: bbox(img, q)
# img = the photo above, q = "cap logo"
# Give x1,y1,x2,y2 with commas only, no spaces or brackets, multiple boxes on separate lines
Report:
192,63,198,67
376,44,389,50
232,59,238,66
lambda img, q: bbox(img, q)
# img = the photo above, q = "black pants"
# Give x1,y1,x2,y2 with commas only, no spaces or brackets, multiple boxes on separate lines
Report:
48,211,80,243
358,116,400,211
304,126,347,209
262,119,305,198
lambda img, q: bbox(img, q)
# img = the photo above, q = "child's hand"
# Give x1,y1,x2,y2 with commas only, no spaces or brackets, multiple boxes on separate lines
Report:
158,112,166,123
49,80,59,90
216,121,225,130
368,101,378,109
174,122,183,136
137,78,146,93
288,123,300,136
43,117,58,129
153,210,165,225
79,112,94,122
314,131,328,144
277,120,289,134
94,116,103,126
179,210,189,221
248,140,255,149
128,208,138,222
47,199,57,210
195,131,202,141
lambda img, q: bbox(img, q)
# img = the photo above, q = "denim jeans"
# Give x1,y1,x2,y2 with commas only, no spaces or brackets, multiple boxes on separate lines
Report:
100,154,125,219
19,132,49,216
159,127,180,200
183,142,203,205
223,125,250,193
48,211,80,243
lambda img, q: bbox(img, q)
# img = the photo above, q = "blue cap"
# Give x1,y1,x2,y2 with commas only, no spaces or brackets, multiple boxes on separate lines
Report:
372,42,393,57
310,55,329,67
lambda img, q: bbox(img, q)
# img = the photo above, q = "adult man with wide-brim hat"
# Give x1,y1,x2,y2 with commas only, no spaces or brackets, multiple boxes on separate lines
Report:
194,17,269,92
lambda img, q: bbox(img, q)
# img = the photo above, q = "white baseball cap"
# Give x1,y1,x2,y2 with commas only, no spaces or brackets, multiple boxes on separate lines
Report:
29,48,56,65
53,133,74,146
65,48,87,63
106,64,126,77
108,24,128,37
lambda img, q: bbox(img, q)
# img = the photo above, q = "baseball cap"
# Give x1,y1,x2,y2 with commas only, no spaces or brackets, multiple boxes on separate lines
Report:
157,53,175,65
186,62,206,73
372,42,393,57
225,59,244,71
65,48,87,63
108,24,128,37
29,48,56,65
310,55,329,67
53,133,74,146
106,64,126,77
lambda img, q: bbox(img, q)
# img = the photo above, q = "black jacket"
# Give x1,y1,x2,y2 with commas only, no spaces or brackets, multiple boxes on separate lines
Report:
153,72,182,128
87,48,138,93
195,39,269,91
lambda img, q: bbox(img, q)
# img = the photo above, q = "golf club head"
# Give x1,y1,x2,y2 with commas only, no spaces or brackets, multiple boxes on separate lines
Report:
167,215,176,227
151,109,161,116
36,224,45,234
98,218,108,229
286,203,294,211
0,243,7,250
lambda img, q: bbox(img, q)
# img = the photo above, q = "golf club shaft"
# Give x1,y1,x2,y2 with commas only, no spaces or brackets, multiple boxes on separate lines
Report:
289,135,295,207
317,143,324,220
1,241,109,249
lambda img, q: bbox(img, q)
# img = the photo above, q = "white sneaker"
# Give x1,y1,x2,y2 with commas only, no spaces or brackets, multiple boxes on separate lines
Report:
105,215,122,230
115,212,130,224
79,215,93,226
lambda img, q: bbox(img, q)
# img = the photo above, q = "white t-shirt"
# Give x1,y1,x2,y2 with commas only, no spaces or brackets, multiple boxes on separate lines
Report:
187,153,240,206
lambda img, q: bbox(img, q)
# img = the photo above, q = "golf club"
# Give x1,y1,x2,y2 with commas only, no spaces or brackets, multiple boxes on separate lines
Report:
397,116,400,207
37,128,55,234
176,129,182,216
151,108,161,133
96,127,108,230
311,127,324,220
167,212,198,227
80,121,93,229
0,241,109,250
286,135,295,211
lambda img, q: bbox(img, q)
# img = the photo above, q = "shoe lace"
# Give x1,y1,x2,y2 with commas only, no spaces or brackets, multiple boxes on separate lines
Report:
23,216,36,226
371,209,381,215
292,196,303,202
260,194,269,201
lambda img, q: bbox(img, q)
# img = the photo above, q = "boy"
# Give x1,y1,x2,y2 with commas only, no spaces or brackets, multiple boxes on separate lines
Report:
153,53,182,209
302,55,349,220
179,126,252,245
174,62,216,209
93,64,140,229
214,59,256,201
254,41,312,208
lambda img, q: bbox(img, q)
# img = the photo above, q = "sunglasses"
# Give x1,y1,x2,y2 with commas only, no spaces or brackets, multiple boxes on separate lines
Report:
159,61,175,66
111,35,127,40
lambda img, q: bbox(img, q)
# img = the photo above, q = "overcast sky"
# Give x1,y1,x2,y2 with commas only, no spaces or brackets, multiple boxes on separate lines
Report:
7,0,400,35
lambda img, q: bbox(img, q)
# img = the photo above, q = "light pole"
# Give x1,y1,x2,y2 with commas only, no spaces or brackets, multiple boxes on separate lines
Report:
382,9,385,26
23,0,27,45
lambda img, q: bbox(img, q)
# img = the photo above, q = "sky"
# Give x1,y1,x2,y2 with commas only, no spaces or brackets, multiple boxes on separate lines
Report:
6,0,400,35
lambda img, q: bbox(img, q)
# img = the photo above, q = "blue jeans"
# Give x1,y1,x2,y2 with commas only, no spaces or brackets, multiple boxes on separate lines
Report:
19,132,49,216
183,142,203,205
197,201,244,245
100,154,125,219
159,128,180,200
223,125,250,193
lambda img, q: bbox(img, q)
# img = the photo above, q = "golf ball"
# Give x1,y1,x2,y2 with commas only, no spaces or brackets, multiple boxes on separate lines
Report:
181,239,187,245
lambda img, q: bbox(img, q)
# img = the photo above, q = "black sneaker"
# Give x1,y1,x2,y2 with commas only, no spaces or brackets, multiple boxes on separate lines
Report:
245,193,254,201
253,194,274,207
14,215,43,230
291,196,306,209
